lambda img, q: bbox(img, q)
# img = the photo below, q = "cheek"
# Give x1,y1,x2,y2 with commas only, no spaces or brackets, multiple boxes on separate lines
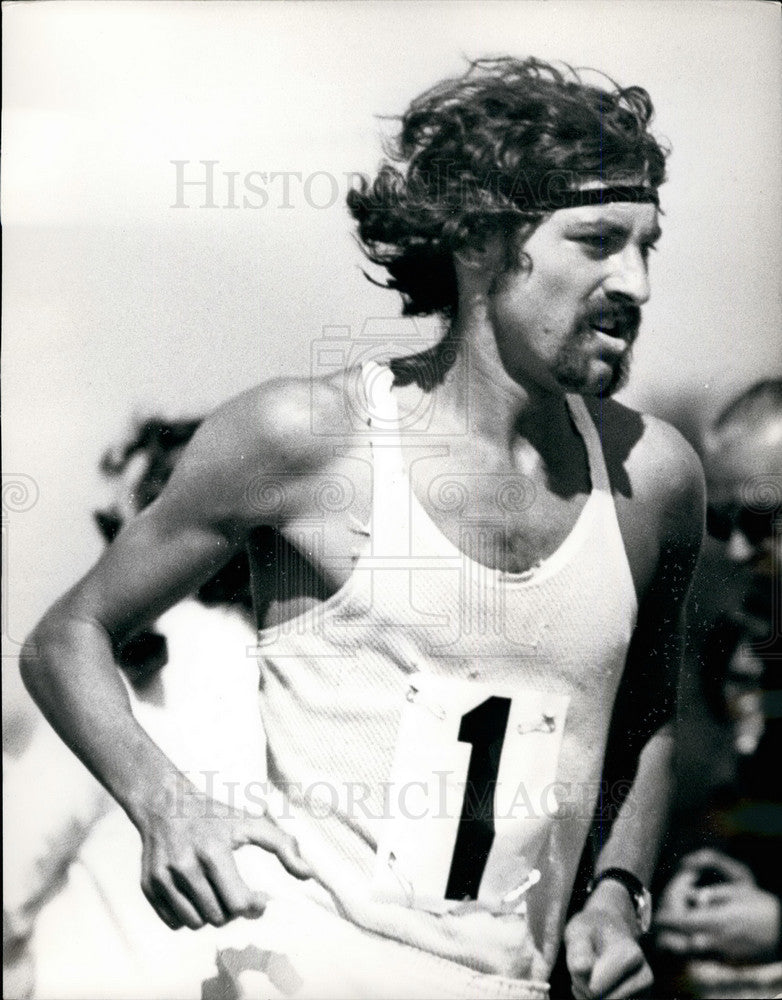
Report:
489,259,588,346
529,263,583,314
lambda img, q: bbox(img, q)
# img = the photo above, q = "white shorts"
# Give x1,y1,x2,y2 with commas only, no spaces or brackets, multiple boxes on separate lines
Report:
204,895,550,1000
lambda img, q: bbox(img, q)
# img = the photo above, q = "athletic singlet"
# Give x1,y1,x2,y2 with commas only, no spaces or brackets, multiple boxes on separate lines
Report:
255,362,638,981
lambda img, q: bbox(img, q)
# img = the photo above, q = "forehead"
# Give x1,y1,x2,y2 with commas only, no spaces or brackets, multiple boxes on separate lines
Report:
704,421,782,505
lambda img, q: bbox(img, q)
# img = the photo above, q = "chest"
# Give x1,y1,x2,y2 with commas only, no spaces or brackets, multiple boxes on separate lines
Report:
403,449,592,574
248,431,660,625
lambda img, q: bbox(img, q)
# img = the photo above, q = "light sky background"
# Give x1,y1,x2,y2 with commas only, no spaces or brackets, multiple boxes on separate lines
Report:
3,0,781,720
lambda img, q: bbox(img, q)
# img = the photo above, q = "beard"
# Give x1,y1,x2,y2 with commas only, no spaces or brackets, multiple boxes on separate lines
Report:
552,335,634,398
556,300,640,397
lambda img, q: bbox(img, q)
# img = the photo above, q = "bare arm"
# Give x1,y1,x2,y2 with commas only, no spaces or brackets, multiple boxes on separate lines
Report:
20,381,326,929
566,424,706,999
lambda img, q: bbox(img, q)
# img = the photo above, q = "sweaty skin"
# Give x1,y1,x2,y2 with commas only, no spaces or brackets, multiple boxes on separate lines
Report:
22,200,704,998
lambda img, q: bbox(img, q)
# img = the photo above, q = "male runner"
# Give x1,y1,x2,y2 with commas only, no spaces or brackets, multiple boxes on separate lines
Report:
22,58,705,999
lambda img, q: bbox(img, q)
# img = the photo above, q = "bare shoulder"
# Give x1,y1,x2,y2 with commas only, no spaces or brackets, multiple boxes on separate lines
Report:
590,397,705,542
201,369,352,467
158,369,360,530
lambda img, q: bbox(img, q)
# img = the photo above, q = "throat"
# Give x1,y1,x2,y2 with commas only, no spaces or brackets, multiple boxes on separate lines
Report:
402,438,593,575
394,383,595,574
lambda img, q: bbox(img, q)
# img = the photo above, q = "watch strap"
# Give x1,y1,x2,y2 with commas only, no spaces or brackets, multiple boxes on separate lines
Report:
586,867,652,934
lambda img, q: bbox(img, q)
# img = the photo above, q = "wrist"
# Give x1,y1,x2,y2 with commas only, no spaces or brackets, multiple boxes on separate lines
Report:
586,868,652,936
118,757,193,829
585,878,638,928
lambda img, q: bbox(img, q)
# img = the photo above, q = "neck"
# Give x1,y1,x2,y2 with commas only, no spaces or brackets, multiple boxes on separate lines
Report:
434,312,573,450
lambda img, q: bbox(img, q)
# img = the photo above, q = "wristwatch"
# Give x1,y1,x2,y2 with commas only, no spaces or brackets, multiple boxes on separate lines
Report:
586,867,653,934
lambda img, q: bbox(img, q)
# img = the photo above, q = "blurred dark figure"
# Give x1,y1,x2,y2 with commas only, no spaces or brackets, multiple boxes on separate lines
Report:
652,379,782,999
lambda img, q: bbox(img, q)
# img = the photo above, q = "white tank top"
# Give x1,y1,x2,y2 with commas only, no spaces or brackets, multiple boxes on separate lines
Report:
256,363,638,980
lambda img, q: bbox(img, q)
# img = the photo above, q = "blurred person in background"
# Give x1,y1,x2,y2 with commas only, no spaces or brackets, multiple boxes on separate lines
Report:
653,379,782,999
4,419,269,1000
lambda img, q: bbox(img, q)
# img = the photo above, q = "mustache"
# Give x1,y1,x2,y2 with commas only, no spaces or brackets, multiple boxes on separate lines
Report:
585,302,642,340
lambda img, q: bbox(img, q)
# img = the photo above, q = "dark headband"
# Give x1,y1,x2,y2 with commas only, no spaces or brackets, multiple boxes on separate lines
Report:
536,184,660,211
510,182,660,214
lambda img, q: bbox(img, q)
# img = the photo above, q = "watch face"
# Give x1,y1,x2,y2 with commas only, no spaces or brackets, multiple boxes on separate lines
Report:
637,888,653,934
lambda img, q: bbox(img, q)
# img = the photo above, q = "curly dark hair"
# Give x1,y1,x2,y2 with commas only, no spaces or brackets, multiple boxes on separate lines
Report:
347,56,668,388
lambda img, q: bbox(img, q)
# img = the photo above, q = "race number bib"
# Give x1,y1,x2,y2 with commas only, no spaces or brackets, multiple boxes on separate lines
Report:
372,673,569,913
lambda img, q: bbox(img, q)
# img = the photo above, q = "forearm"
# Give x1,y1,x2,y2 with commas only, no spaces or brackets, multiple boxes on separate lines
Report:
564,725,676,998
20,609,185,825
594,722,675,885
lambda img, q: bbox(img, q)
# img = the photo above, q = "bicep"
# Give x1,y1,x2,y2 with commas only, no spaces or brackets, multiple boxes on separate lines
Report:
54,394,283,640
602,475,705,790
627,439,707,718
620,522,704,741
62,498,243,646
46,378,338,645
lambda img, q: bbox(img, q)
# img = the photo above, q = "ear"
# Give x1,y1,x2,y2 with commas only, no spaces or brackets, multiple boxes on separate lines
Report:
453,232,505,272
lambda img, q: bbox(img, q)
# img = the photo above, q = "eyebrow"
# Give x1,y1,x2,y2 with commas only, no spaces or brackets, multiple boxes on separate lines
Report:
566,220,663,243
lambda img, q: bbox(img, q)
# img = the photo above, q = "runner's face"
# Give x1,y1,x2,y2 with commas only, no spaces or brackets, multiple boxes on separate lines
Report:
487,200,661,396
703,425,782,567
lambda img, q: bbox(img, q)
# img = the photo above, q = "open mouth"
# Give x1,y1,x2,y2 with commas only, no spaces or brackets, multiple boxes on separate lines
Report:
586,302,640,342
589,321,628,342
587,314,638,346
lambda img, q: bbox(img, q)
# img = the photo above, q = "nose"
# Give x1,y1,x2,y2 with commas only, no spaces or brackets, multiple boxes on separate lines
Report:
604,247,651,306
726,528,756,564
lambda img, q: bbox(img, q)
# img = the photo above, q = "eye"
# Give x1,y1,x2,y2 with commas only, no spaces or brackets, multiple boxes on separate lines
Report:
576,235,614,258
706,505,733,541
640,242,659,261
